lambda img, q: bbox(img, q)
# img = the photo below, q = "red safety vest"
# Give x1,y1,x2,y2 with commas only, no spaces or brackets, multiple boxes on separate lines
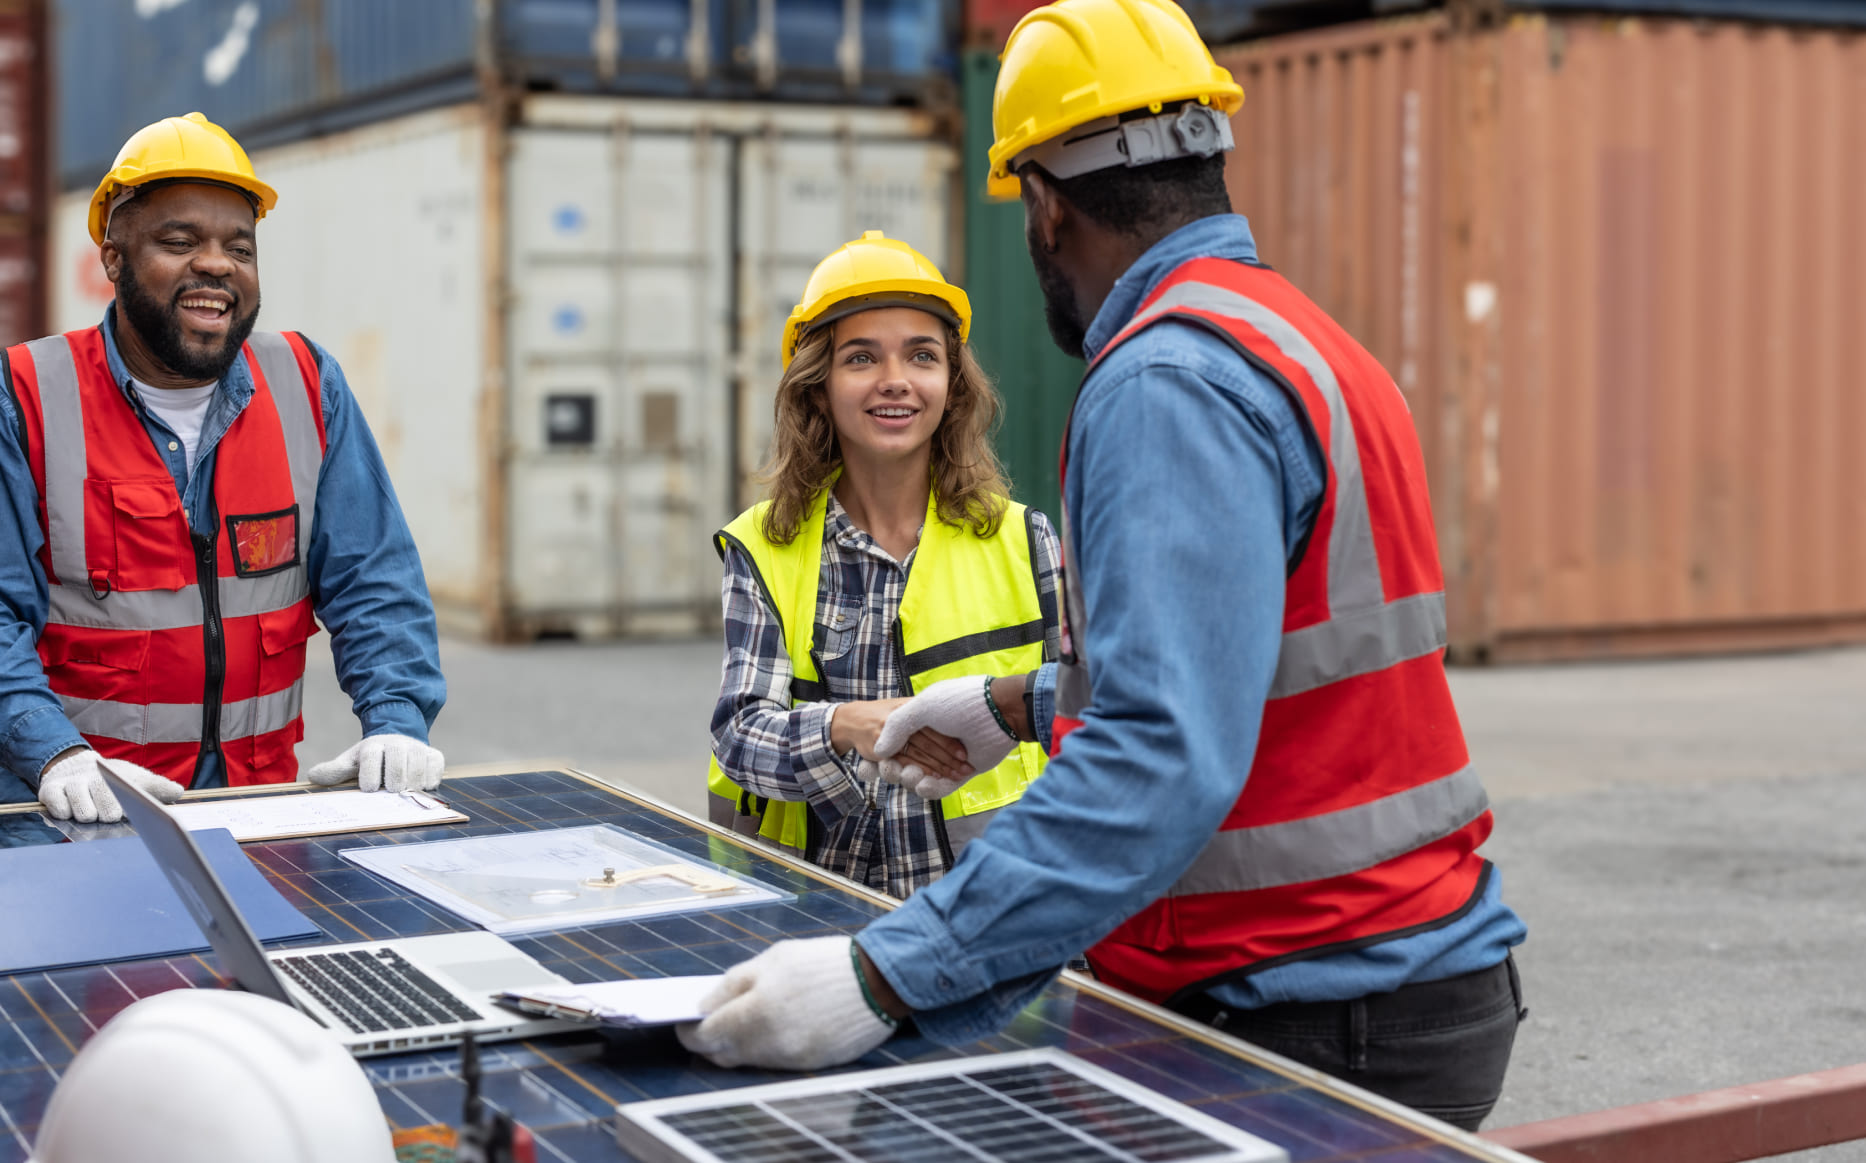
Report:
7,327,326,788
1052,256,1492,1007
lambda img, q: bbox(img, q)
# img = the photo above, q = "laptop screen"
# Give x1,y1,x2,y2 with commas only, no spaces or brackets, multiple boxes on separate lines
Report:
98,761,295,1005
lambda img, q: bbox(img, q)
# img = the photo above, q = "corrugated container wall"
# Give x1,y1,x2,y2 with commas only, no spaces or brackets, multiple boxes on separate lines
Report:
960,49,1077,528
53,0,958,190
1218,12,1866,661
0,0,43,347
51,97,956,641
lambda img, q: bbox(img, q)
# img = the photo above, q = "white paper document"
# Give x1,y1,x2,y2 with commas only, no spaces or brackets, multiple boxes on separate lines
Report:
339,824,793,934
498,976,723,1027
168,790,468,842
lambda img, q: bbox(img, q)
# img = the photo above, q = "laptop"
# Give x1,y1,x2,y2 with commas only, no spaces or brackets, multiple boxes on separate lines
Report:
100,761,584,1057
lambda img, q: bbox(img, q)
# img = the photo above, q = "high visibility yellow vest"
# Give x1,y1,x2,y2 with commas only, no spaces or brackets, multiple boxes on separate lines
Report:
706,485,1048,861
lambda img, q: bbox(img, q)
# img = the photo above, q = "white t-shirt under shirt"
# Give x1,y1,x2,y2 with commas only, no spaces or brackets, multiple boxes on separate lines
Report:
130,378,215,471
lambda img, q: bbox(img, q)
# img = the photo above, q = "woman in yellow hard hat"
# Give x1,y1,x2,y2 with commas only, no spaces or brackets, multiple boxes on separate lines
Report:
704,231,1058,898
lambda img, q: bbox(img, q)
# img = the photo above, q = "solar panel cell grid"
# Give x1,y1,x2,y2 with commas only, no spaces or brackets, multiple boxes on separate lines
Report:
0,770,1522,1163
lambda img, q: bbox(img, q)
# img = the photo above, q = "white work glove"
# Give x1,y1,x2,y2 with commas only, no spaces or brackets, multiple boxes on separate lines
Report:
873,676,1018,801
876,758,968,801
303,735,445,793
677,937,897,1070
37,751,181,823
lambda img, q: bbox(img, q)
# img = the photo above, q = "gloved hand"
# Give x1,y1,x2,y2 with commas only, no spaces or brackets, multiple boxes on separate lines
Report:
677,937,897,1070
876,758,969,801
38,750,181,823
304,735,445,793
873,676,1018,799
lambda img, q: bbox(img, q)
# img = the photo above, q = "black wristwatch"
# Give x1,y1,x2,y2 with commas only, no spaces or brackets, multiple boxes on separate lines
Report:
1022,680,1038,744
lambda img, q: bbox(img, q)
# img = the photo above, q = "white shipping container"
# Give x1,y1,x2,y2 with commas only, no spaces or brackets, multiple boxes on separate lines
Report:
52,96,958,639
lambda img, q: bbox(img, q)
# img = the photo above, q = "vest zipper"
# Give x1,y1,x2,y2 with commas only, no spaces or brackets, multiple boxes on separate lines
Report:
193,526,225,788
896,617,957,869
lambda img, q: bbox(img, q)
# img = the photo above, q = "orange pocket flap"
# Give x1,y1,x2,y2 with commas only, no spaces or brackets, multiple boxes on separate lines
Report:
110,479,182,520
41,628,152,670
259,603,319,656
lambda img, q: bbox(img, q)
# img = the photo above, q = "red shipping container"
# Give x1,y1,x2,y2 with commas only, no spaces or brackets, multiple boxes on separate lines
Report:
0,0,44,347
965,0,1047,49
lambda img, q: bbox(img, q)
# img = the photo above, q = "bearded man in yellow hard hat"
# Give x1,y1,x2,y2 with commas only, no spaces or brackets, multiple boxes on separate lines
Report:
679,0,1528,1132
0,112,447,822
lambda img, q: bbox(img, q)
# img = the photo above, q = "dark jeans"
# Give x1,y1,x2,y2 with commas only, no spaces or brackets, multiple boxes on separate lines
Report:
1179,955,1526,1131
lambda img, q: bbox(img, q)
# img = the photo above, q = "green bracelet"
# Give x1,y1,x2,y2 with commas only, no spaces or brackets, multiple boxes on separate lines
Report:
982,676,1019,742
850,941,900,1027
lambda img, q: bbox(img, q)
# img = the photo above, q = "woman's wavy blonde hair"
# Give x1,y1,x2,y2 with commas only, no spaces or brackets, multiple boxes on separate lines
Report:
757,318,1011,546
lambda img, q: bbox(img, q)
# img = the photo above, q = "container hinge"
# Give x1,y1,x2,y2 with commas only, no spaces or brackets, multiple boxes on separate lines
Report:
752,0,778,92
685,0,711,83
837,0,863,92
593,0,619,82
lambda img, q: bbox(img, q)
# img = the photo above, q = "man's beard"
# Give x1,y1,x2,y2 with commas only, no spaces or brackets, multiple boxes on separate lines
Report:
1027,216,1087,360
116,261,259,382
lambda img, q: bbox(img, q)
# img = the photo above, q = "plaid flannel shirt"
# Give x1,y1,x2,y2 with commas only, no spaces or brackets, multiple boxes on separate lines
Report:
710,493,1061,899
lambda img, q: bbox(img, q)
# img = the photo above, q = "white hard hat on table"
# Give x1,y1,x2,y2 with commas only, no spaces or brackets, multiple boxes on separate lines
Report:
30,990,394,1162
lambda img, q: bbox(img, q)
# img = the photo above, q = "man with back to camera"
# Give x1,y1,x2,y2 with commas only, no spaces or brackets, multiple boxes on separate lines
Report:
0,112,446,822
677,0,1530,1131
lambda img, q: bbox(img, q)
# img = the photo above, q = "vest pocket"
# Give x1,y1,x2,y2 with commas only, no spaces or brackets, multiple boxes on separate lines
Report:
88,478,191,592
256,603,318,691
247,604,316,779
39,627,152,705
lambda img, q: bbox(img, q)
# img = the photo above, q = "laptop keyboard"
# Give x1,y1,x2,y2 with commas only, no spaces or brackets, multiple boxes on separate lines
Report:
275,948,484,1034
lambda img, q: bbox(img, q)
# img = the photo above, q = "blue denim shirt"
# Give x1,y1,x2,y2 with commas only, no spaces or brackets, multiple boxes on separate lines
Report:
859,215,1524,1043
0,308,446,799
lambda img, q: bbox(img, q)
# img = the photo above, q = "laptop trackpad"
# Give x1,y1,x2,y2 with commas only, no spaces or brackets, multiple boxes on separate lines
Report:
435,956,564,993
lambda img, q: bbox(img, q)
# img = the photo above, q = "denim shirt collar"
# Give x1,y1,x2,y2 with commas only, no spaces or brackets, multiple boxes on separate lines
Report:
1081,213,1260,363
99,305,254,483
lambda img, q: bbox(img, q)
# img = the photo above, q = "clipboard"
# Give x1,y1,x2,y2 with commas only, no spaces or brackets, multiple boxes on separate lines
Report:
166,789,469,842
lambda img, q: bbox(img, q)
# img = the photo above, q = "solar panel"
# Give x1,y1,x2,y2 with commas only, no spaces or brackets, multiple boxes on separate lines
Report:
614,1049,1290,1163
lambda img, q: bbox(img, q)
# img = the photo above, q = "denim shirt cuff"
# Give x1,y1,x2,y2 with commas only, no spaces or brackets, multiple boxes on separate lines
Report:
358,699,429,743
1028,662,1058,752
2,706,87,790
908,968,1058,1046
858,900,1000,1010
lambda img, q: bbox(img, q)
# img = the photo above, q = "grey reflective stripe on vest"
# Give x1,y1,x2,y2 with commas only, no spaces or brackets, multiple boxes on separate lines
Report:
26,336,89,588
902,619,1045,676
246,332,320,559
1121,282,1448,691
57,681,304,745
1268,591,1446,700
1169,765,1488,897
48,570,309,630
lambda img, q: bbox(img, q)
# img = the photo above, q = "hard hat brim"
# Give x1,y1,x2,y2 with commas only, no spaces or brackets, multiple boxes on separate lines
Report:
87,170,279,246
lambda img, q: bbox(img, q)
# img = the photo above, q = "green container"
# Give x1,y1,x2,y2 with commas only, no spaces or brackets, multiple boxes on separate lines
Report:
960,49,1082,528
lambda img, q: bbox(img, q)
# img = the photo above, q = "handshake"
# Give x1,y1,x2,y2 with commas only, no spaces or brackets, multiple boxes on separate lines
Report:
845,675,1029,801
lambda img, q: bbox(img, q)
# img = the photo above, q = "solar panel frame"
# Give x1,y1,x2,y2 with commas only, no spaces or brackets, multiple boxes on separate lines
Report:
614,1049,1291,1163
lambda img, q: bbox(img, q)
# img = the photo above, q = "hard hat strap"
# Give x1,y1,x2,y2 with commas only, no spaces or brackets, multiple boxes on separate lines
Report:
1013,102,1234,184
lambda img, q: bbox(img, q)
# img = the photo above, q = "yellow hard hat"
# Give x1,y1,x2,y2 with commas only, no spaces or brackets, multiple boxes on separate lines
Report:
781,231,972,368
88,112,279,245
987,0,1244,199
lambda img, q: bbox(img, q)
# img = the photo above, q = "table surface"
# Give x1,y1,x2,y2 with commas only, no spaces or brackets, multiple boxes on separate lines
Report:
0,766,1532,1163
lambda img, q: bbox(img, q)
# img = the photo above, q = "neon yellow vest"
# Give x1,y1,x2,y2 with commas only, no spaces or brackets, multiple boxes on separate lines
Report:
706,486,1048,856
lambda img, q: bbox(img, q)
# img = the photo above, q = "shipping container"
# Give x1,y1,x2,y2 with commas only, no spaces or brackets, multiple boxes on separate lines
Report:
1217,11,1866,661
51,96,957,640
53,0,959,191
0,0,44,348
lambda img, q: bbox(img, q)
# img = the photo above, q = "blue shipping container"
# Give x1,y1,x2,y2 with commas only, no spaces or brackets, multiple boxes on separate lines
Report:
56,0,958,191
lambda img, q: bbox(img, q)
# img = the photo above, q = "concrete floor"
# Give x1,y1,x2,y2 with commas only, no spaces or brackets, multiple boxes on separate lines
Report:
299,637,1866,1154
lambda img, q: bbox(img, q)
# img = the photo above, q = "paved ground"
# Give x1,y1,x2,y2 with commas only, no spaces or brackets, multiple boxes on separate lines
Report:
299,637,1866,1154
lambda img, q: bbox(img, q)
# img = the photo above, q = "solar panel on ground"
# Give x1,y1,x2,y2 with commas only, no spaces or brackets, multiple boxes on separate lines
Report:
616,1049,1290,1163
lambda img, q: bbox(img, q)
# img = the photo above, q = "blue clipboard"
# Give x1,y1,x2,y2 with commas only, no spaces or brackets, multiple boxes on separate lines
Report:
0,827,321,975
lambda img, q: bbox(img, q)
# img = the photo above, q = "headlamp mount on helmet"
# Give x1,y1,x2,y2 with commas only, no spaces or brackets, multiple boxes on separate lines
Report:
1012,100,1234,185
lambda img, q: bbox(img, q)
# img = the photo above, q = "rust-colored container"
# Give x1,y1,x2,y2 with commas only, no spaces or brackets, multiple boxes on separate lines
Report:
1219,10,1866,662
0,0,43,349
